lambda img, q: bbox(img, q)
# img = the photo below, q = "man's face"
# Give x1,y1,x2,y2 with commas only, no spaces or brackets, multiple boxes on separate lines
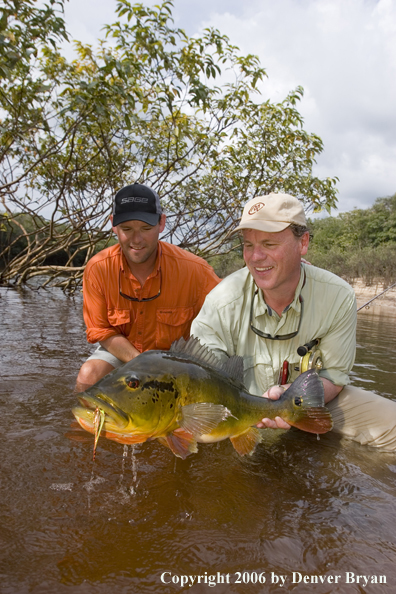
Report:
112,214,166,269
242,227,309,296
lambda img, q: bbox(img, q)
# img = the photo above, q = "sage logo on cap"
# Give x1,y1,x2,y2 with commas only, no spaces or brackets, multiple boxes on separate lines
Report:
121,197,149,204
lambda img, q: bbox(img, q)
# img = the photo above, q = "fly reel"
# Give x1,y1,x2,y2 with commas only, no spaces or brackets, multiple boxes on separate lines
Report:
296,339,323,374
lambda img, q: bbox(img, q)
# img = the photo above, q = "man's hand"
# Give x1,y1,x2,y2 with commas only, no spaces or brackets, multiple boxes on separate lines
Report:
256,384,291,429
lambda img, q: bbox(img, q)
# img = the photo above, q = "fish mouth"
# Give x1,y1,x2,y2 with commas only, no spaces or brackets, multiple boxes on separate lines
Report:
72,392,129,432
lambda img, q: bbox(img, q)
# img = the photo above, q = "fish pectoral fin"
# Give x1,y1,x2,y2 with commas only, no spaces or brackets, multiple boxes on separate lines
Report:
159,429,198,459
180,403,235,437
230,427,262,456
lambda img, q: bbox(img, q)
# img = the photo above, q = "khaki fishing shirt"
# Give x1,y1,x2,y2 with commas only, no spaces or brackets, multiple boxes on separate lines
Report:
191,264,357,396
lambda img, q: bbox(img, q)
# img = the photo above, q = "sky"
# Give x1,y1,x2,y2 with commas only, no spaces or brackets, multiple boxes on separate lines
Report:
62,0,396,215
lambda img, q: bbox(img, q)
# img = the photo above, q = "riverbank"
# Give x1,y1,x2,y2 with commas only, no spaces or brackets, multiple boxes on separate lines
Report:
352,279,396,310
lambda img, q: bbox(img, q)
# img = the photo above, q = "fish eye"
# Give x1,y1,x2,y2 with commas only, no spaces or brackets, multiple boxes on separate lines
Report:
126,377,140,389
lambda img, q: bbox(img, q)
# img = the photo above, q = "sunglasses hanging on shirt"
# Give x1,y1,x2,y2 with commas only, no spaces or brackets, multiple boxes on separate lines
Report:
118,268,162,302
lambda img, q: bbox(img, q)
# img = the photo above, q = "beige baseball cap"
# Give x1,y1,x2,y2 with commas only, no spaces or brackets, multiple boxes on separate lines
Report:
235,193,307,233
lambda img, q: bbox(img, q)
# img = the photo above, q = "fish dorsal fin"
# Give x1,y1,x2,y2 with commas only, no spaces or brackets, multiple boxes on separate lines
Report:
170,336,222,368
220,356,245,383
170,337,245,385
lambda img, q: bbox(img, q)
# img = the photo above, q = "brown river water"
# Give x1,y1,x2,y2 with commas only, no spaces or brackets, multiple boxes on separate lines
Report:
1,286,396,594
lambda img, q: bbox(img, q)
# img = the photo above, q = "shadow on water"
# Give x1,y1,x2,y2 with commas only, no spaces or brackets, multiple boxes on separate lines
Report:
1,287,396,593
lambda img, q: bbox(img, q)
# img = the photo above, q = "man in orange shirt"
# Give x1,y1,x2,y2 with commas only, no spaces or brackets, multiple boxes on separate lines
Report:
76,183,220,390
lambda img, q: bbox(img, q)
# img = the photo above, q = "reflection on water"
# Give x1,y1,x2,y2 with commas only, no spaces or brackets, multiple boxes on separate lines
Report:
1,288,396,594
353,308,396,399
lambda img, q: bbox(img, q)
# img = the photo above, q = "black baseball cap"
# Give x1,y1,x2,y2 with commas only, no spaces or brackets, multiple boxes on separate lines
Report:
112,183,162,226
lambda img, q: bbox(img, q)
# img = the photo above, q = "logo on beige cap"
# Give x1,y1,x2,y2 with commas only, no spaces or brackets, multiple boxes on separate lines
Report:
248,202,265,215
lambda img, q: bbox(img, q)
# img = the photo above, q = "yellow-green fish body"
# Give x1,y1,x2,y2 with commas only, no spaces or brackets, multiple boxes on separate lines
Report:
72,337,332,458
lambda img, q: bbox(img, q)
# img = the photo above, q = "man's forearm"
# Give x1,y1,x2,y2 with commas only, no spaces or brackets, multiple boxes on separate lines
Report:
321,377,343,404
100,335,140,363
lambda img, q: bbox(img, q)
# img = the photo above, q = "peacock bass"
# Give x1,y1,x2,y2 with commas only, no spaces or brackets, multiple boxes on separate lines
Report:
72,337,333,459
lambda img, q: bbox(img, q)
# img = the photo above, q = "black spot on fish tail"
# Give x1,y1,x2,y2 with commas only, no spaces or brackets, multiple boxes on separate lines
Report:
284,370,325,408
283,370,333,434
142,380,176,393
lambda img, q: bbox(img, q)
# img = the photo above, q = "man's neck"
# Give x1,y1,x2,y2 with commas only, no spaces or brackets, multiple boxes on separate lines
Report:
124,250,159,286
261,270,303,316
263,291,295,317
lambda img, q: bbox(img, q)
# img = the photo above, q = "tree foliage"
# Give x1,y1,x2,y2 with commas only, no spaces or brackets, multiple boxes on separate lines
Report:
308,193,396,286
1,0,338,291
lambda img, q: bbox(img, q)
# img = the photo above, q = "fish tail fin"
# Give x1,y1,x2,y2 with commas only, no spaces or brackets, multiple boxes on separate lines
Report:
290,406,333,434
283,370,333,434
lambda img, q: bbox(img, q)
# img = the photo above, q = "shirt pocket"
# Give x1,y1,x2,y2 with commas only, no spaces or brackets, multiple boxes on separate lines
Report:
107,308,135,336
155,306,194,350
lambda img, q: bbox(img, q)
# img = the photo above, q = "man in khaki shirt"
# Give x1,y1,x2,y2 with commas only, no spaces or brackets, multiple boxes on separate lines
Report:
192,193,396,450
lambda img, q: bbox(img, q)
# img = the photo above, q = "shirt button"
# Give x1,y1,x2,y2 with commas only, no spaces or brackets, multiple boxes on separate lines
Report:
140,311,143,315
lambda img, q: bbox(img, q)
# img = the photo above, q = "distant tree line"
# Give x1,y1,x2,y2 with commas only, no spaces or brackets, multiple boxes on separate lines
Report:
307,193,396,287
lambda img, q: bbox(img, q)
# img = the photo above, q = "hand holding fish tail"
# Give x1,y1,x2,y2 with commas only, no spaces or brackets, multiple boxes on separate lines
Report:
256,384,292,430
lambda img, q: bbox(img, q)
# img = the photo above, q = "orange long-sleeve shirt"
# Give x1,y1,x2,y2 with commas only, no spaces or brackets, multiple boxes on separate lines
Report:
83,242,220,352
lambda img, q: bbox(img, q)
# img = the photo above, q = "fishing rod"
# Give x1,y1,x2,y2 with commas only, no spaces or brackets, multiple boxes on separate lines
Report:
357,280,396,312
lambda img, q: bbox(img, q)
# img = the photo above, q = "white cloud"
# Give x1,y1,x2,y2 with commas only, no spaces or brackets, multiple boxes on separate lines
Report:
62,0,118,57
182,0,396,212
